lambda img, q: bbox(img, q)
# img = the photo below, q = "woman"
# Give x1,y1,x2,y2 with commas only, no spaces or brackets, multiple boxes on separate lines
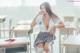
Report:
30,2,64,53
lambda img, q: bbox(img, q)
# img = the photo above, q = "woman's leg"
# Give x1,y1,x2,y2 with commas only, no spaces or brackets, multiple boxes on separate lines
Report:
43,42,52,53
36,43,44,53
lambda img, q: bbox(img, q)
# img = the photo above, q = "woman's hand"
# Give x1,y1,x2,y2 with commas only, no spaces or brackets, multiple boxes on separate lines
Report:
49,26,56,35
37,11,44,16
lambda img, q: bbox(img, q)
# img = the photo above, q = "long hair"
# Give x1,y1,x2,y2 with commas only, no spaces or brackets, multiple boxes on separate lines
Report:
40,2,59,22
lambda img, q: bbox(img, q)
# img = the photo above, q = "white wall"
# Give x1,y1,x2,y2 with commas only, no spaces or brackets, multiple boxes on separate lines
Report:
74,6,80,17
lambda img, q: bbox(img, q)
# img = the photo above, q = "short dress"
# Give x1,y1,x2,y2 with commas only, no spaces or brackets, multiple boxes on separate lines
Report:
34,15,60,47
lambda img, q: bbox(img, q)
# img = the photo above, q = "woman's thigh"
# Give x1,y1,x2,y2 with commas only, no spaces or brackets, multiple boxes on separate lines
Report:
37,42,44,48
43,42,52,52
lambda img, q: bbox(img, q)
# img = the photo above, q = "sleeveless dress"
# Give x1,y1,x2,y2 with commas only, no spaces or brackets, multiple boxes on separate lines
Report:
34,15,60,47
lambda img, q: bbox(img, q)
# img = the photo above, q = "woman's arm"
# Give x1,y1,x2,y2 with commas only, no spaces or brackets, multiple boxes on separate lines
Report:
54,21,65,28
49,21,65,35
31,11,43,28
49,26,56,35
30,16,37,28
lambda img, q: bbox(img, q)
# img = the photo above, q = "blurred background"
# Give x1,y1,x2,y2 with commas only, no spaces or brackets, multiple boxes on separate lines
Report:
0,0,80,53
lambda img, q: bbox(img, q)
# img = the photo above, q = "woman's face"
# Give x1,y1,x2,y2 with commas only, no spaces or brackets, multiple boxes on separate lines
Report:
40,5,46,14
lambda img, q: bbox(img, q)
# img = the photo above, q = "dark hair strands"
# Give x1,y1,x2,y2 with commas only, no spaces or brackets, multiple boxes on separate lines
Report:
40,2,59,22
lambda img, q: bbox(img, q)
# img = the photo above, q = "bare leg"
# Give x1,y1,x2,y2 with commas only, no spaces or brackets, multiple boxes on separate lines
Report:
43,42,52,53
36,43,44,53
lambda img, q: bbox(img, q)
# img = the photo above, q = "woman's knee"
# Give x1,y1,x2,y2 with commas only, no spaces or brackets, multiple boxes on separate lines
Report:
43,45,49,52
43,42,52,52
36,43,44,53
